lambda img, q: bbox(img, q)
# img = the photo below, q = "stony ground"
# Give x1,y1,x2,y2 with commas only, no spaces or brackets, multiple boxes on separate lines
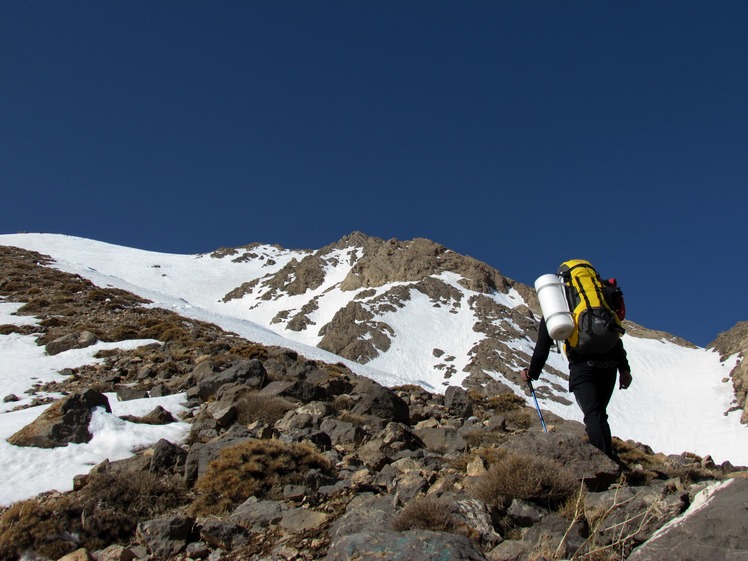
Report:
1,245,746,561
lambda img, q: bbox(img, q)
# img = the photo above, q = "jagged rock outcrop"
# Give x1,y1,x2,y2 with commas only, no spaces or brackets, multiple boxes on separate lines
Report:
338,236,510,294
710,321,748,424
7,389,111,448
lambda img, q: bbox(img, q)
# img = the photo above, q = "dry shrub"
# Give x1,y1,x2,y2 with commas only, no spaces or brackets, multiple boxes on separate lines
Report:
504,408,533,429
461,428,507,449
71,470,190,549
487,392,526,412
18,297,50,313
391,495,459,532
231,343,270,360
469,452,578,510
0,471,189,559
235,392,294,425
192,439,332,515
0,499,74,560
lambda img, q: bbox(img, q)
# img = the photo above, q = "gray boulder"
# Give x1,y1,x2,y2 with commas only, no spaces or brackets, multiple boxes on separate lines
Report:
329,494,397,542
45,331,98,355
199,518,252,551
415,426,469,455
149,438,187,475
196,359,266,401
583,481,688,552
445,386,474,418
503,431,619,490
627,477,748,561
351,379,410,424
7,389,110,448
326,529,488,561
136,516,196,558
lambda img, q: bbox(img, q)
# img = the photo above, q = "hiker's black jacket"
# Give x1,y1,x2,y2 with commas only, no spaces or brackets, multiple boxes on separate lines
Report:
527,317,630,381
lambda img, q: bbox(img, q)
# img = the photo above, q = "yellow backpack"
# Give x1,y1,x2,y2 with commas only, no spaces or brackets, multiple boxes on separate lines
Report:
558,259,625,354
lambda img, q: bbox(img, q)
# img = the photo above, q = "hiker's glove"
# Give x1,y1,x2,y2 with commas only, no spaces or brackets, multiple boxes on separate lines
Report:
619,370,632,390
521,368,538,382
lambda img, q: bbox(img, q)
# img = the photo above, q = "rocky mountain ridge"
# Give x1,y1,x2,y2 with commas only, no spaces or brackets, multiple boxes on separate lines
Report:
1,244,747,561
206,231,744,420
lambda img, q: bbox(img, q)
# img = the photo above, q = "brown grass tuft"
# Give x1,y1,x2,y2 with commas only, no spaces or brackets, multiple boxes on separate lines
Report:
191,439,332,515
391,495,460,532
235,392,295,425
469,451,578,510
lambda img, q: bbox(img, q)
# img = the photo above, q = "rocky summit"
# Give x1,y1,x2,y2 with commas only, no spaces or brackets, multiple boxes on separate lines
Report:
0,239,747,561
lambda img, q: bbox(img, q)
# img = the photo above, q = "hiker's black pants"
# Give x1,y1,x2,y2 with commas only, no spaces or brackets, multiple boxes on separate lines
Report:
569,363,617,458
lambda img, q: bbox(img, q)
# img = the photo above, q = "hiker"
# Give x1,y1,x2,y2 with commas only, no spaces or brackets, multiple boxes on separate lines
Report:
521,261,632,459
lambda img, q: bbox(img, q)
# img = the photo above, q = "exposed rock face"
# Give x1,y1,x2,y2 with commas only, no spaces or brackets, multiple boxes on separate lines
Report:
7,389,111,448
627,478,748,561
710,321,748,424
339,237,509,294
318,301,394,362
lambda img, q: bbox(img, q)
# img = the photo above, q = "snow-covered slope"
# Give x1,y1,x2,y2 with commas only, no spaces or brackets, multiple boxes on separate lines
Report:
0,233,744,468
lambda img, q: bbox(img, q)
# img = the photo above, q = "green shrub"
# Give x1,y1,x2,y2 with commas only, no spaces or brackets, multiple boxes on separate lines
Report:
192,439,332,515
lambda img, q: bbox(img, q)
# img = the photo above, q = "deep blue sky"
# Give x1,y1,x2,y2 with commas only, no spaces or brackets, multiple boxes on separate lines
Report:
2,2,746,346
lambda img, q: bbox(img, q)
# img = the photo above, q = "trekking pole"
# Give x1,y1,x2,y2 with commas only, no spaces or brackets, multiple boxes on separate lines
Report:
527,380,548,433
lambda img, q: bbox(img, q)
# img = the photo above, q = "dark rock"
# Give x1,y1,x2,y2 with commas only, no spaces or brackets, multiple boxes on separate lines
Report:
199,518,252,551
260,379,326,402
136,516,195,558
521,512,587,560
149,438,187,475
45,331,98,355
445,386,473,418
197,359,266,401
320,418,367,450
351,379,410,424
121,405,176,425
185,542,211,560
116,386,149,401
7,389,110,448
627,478,748,561
230,497,289,531
583,481,688,551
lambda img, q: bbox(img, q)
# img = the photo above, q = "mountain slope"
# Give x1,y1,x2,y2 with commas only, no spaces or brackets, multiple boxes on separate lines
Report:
0,232,744,465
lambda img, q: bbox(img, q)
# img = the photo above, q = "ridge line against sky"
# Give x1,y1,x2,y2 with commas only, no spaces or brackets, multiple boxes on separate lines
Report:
2,2,746,346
